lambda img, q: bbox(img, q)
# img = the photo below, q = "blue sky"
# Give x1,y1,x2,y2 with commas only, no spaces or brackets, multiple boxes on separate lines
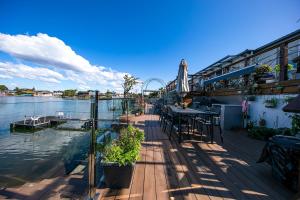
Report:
0,0,299,92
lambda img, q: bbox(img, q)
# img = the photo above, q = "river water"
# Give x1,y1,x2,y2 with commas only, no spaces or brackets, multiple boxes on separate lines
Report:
0,96,123,188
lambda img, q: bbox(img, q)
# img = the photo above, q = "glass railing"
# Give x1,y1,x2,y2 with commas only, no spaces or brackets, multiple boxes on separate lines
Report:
0,95,139,198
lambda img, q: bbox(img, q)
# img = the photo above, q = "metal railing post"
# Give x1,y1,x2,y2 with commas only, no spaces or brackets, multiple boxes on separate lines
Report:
88,118,96,199
88,90,99,199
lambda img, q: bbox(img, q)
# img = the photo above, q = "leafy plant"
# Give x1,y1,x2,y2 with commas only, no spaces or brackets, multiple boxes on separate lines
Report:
122,75,139,114
264,98,278,108
274,64,294,72
122,75,139,97
248,126,292,140
255,64,272,74
274,64,280,73
258,112,266,126
291,114,300,135
287,64,294,71
63,89,77,97
0,85,8,91
101,125,144,166
259,118,266,127
246,120,254,130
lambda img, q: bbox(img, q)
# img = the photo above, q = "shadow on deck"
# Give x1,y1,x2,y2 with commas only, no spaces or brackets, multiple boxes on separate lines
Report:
98,114,295,200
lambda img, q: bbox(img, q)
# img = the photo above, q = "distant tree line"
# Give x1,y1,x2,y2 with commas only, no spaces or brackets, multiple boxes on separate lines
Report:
62,89,77,97
0,85,8,91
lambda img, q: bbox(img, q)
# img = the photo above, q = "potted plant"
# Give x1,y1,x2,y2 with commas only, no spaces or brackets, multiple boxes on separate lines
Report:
264,98,278,108
258,112,266,127
100,125,144,188
274,64,295,80
287,64,295,80
274,64,280,80
255,64,274,84
246,120,254,130
290,114,300,135
292,56,300,79
259,118,266,127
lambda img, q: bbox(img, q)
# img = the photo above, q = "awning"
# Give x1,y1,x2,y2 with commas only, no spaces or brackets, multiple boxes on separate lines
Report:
203,64,257,86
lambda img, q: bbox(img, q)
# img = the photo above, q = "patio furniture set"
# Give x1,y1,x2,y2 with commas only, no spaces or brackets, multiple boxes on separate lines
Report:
158,104,223,144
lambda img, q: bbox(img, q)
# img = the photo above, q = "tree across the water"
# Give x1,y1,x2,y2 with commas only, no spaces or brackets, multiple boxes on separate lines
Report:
0,85,8,91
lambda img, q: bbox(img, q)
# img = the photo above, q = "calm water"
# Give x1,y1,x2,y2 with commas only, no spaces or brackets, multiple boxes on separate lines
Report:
0,96,122,187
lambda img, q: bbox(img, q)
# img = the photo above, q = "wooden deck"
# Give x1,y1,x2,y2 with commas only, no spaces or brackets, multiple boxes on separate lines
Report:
98,114,294,200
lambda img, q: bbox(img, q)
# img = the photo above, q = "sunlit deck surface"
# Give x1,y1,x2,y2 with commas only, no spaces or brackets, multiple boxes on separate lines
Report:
98,114,294,200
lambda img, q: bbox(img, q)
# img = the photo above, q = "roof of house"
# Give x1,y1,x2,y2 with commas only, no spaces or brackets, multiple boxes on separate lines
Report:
191,29,300,77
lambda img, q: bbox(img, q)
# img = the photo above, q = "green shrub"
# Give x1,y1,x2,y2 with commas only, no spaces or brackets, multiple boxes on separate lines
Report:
248,126,292,140
102,125,144,166
291,114,300,135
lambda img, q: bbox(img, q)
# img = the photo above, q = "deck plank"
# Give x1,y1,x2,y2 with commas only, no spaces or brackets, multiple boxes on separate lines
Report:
98,114,294,200
142,119,157,200
128,124,147,200
151,120,170,200
128,144,146,200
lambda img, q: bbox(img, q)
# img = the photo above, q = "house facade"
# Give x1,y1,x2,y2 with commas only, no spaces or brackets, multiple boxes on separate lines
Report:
53,91,63,97
166,29,300,128
35,90,53,97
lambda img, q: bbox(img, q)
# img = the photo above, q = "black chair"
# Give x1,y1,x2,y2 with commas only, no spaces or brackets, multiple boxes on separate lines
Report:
192,108,223,144
168,112,192,141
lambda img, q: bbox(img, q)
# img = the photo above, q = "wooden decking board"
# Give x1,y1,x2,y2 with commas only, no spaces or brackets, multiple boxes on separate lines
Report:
150,115,180,200
201,143,270,200
211,132,288,199
191,141,258,200
151,125,170,200
150,120,211,200
160,138,198,199
172,141,229,200
205,142,282,200
99,114,294,200
215,132,292,199
128,146,146,200
142,119,157,200
211,130,292,199
163,139,213,200
177,142,237,200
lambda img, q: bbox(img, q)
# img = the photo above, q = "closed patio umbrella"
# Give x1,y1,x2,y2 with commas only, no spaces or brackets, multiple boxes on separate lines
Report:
176,59,189,96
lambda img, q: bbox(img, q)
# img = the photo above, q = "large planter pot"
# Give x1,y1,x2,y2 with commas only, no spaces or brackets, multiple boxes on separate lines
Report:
103,163,134,188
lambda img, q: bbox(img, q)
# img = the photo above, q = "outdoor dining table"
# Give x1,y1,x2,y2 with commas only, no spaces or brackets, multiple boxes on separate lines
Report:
168,105,218,143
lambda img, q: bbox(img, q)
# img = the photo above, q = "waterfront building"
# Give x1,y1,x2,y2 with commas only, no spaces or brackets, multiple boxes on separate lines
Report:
35,90,53,97
53,90,63,97
166,29,300,128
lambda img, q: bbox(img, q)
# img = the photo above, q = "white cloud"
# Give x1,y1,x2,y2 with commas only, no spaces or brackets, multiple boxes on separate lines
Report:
0,33,130,91
0,62,64,83
0,74,13,79
0,33,94,73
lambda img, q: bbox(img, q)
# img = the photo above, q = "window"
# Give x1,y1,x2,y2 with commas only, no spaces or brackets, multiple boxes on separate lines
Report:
288,39,300,80
253,48,280,69
229,61,244,72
